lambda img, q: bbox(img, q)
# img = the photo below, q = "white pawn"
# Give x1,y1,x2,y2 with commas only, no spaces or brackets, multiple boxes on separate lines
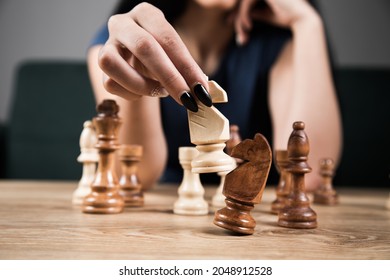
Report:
212,157,237,207
173,147,208,215
72,121,98,205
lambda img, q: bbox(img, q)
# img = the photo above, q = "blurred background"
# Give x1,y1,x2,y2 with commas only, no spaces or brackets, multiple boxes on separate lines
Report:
0,0,389,186
1,0,390,123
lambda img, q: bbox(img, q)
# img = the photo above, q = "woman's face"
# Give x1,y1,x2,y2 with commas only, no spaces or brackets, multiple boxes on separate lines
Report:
192,0,239,10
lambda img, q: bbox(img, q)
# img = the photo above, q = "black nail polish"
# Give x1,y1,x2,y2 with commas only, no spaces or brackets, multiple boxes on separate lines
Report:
180,91,198,112
193,83,212,107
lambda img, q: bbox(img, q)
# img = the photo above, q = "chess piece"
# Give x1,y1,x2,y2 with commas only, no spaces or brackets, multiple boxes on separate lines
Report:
72,120,99,205
174,147,208,215
214,133,272,235
82,99,124,214
118,144,144,207
270,150,291,214
188,81,232,174
278,121,317,229
212,124,241,207
313,158,339,205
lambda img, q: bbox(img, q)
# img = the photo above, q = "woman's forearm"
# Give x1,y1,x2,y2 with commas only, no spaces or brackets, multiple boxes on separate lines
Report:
269,8,343,190
289,12,342,188
290,12,342,155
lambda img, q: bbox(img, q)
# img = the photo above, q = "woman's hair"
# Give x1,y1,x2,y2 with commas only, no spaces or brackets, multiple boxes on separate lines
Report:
113,0,189,23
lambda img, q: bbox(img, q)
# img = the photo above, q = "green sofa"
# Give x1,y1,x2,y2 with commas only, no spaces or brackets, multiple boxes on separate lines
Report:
2,61,96,180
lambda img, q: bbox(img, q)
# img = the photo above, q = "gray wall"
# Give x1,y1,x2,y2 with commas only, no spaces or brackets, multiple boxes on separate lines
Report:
0,0,117,122
1,0,389,122
319,0,390,66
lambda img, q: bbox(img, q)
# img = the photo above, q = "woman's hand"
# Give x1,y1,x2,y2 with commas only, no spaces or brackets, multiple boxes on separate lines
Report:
235,0,319,45
98,2,212,112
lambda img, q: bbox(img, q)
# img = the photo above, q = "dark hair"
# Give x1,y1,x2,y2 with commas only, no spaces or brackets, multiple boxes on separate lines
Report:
113,0,189,23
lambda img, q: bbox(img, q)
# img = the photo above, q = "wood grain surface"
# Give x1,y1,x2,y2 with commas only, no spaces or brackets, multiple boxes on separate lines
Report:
0,181,389,260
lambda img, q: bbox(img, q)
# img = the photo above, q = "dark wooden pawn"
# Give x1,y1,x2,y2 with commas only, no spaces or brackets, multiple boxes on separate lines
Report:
271,150,292,214
278,121,317,229
313,158,339,205
82,99,124,214
118,144,144,207
214,133,272,235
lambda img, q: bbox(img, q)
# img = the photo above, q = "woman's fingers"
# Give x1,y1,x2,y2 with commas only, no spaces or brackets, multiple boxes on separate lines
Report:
102,14,197,111
100,3,212,111
103,75,141,101
99,42,168,99
235,0,257,45
130,3,210,101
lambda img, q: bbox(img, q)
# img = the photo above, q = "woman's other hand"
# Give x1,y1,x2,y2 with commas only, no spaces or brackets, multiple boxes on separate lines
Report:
235,0,319,45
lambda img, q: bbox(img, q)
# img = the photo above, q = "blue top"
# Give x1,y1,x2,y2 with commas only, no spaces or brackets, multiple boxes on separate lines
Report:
90,23,290,184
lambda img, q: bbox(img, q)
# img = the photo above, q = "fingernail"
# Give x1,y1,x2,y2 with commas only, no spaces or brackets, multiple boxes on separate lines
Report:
180,91,198,112
193,83,212,107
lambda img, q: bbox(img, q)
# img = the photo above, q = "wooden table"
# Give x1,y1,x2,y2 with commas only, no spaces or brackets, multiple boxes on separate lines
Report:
0,180,389,260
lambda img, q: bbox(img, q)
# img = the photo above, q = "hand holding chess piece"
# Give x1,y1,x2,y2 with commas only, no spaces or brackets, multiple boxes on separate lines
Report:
213,133,272,235
174,147,208,215
313,158,339,205
278,121,317,229
82,99,124,214
118,144,144,207
188,81,233,174
72,120,98,205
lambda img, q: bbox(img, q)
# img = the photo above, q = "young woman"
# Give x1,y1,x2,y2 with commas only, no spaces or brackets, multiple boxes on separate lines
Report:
87,0,342,190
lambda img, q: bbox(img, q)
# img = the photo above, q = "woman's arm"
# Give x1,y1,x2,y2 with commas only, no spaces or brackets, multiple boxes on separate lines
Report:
235,0,342,190
268,1,342,191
